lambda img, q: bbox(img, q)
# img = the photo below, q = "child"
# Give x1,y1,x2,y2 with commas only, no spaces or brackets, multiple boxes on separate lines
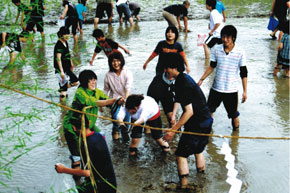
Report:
94,0,113,29
26,0,46,37
60,0,79,42
129,2,141,21
76,0,87,36
53,27,79,98
12,0,31,31
203,0,224,59
0,31,28,64
90,28,130,65
273,21,290,77
215,0,226,22
56,115,117,193
116,0,134,26
162,1,190,32
104,51,133,141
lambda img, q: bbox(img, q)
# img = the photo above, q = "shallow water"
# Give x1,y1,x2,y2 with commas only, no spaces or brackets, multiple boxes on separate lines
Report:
0,0,289,193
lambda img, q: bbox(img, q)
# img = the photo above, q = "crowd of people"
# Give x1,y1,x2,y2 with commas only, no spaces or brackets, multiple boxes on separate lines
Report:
0,0,289,192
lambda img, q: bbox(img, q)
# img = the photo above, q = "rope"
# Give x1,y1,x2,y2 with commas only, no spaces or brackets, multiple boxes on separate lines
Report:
0,83,289,140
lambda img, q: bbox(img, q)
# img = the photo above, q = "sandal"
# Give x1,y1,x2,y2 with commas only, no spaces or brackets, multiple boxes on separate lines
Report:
129,147,137,156
160,145,170,152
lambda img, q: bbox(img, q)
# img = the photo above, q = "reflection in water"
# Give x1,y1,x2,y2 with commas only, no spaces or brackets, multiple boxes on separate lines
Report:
0,64,23,84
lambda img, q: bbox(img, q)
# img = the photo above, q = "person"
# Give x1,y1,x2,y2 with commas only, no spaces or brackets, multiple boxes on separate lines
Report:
12,0,32,31
56,115,117,193
26,0,46,37
90,28,130,65
198,25,248,131
116,0,134,26
62,69,120,183
0,31,28,64
129,2,140,21
203,0,224,59
163,53,213,189
273,20,290,77
94,0,113,29
104,51,133,141
143,26,190,128
270,0,290,40
60,0,79,42
121,94,170,156
76,0,87,36
162,1,190,32
215,0,226,22
53,27,79,98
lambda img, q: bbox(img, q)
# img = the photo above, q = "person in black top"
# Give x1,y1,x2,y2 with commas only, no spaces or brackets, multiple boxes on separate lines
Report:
162,0,190,32
12,0,32,31
163,53,213,189
129,2,141,21
60,0,79,42
26,0,46,37
53,27,79,98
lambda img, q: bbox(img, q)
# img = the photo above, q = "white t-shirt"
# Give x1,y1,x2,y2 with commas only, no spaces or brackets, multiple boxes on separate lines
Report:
209,9,224,38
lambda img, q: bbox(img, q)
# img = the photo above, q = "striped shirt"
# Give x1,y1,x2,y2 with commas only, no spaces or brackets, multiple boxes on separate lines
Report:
210,44,246,93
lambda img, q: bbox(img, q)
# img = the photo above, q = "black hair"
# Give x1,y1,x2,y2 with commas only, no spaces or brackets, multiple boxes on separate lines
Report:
206,0,216,9
164,53,185,72
125,94,144,110
57,26,70,38
12,0,20,4
221,25,238,43
92,29,104,38
78,70,97,89
280,20,289,34
165,26,179,43
78,0,86,5
108,51,125,72
183,0,190,6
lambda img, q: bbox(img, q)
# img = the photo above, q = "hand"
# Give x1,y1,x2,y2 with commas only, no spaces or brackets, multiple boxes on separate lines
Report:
170,117,176,126
242,92,247,103
197,79,204,86
209,31,213,36
143,63,147,70
60,72,65,80
55,163,66,173
89,59,94,65
163,131,175,142
118,97,125,105
124,49,130,55
186,66,190,74
60,15,65,19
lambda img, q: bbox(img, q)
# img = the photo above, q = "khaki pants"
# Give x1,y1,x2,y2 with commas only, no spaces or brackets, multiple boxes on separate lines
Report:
162,10,178,28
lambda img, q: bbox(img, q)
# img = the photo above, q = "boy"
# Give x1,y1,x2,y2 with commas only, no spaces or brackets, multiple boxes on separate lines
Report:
55,115,117,193
0,31,28,64
60,0,79,42
203,0,224,59
12,0,31,31
163,53,213,189
198,25,248,131
94,0,113,29
26,0,46,37
76,0,87,36
216,0,226,22
90,29,130,65
116,0,134,26
162,1,190,32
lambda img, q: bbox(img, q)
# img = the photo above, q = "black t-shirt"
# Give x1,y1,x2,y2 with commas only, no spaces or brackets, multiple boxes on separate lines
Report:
94,38,119,56
17,3,31,16
163,4,188,17
30,0,45,17
0,33,22,52
274,0,290,18
63,0,78,18
53,40,71,72
173,73,211,128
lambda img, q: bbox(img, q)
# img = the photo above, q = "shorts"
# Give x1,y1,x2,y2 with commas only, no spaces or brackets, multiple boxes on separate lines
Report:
206,37,222,48
162,10,178,28
277,54,290,68
207,89,240,119
116,3,131,20
57,70,78,92
95,2,112,19
147,75,174,115
131,7,140,16
78,19,83,29
65,16,78,35
175,117,213,157
131,116,163,140
26,17,44,32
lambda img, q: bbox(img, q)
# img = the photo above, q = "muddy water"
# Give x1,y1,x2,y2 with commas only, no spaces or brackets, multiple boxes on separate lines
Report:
0,1,289,193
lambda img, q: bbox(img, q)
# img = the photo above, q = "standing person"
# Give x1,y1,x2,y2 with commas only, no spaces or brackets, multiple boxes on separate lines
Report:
26,0,46,37
56,115,117,193
143,26,190,128
0,31,28,64
94,0,113,29
62,69,119,183
104,52,133,141
76,0,87,36
129,2,141,21
90,28,130,65
122,94,170,156
215,0,226,22
60,0,79,42
273,21,290,77
12,0,31,31
53,27,79,98
198,25,248,131
203,0,224,59
116,0,134,26
162,1,190,32
269,0,290,40
163,53,213,189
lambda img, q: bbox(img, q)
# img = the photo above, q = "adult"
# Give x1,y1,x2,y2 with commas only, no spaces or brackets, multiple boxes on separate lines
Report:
94,0,113,29
26,0,46,37
116,0,134,26
198,25,248,131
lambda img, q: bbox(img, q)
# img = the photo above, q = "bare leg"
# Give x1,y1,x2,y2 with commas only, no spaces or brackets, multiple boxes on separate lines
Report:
128,17,134,26
203,44,210,59
156,138,170,152
129,138,140,155
194,153,206,172
108,16,112,25
177,156,189,187
9,52,16,64
94,17,100,29
232,117,240,131
273,63,281,76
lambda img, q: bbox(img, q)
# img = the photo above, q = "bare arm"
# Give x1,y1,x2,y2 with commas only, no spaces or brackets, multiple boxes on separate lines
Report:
278,42,283,52
118,44,130,54
1,32,7,47
183,16,188,32
198,66,215,86
55,164,90,177
182,53,190,73
209,23,221,35
56,53,65,79
134,117,145,126
270,0,276,15
222,11,226,22
143,52,157,70
241,77,247,103
170,102,180,126
60,5,68,19
96,98,116,107
82,11,86,22
90,52,98,65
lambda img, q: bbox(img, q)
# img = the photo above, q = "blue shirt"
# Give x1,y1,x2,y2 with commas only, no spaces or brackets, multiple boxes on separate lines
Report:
76,3,87,20
216,0,225,14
